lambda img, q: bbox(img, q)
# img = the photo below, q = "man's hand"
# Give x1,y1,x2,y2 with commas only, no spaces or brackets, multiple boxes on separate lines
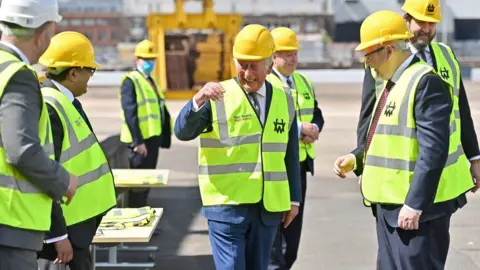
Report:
398,205,421,230
133,143,148,157
301,122,319,141
193,82,225,107
333,154,355,178
53,238,73,264
470,161,480,193
64,174,78,205
282,205,299,228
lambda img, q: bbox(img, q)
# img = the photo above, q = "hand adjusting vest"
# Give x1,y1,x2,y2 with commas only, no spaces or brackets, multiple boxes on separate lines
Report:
361,61,473,205
267,71,316,162
198,79,295,212
42,87,117,226
0,50,54,231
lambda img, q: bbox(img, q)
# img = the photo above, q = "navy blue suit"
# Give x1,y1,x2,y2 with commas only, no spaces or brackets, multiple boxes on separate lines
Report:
174,80,302,270
120,70,172,207
269,70,325,270
354,57,469,269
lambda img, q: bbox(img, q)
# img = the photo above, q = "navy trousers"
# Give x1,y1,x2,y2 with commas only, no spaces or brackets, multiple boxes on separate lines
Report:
376,211,451,270
207,205,279,270
269,165,307,269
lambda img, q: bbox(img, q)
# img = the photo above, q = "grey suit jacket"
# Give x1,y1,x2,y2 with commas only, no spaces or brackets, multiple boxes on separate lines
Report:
0,45,69,251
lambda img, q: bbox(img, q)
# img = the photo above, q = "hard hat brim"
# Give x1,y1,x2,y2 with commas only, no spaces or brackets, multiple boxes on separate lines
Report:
233,53,270,61
136,53,158,59
403,9,441,23
355,32,414,51
275,45,301,51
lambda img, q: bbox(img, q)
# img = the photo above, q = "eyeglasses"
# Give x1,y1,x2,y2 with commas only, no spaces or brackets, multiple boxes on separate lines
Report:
84,67,96,75
363,46,385,62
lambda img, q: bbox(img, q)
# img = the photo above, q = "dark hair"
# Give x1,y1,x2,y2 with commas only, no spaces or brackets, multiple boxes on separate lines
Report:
46,67,72,82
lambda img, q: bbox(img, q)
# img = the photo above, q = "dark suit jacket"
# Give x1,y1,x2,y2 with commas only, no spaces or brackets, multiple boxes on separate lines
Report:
174,79,302,226
353,56,469,226
271,69,325,175
120,70,172,148
38,80,106,259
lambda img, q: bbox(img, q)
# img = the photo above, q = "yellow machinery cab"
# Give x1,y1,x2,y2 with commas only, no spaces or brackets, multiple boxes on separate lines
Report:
146,0,242,99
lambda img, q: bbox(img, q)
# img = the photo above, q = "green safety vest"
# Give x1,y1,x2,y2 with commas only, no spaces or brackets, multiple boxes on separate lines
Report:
267,71,316,161
198,79,295,212
41,87,117,226
361,61,473,205
119,71,171,143
0,51,54,231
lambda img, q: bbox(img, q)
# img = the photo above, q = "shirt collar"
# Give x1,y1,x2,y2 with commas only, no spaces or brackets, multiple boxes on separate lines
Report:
391,53,415,83
272,68,293,86
0,41,30,64
255,82,266,97
51,80,75,102
408,42,430,55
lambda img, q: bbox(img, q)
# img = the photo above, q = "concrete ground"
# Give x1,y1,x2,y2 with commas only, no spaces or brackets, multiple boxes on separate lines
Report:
80,81,480,270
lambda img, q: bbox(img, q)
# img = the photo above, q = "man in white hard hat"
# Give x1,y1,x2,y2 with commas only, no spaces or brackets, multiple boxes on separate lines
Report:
0,0,78,269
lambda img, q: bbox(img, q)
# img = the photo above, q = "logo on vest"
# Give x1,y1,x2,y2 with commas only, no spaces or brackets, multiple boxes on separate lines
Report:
440,67,450,80
75,117,83,126
427,4,435,14
384,101,396,117
273,118,286,134
302,92,311,100
233,114,253,122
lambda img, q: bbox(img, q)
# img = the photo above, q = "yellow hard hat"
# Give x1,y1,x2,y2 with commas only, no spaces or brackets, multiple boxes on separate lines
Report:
233,24,275,61
135,40,157,59
355,10,414,51
39,31,100,69
402,0,442,23
270,27,301,51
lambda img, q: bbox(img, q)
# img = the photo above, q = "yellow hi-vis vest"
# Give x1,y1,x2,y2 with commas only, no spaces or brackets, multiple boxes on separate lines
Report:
267,71,316,161
430,41,462,135
0,51,55,231
119,71,168,143
361,62,473,205
41,87,117,226
198,79,295,212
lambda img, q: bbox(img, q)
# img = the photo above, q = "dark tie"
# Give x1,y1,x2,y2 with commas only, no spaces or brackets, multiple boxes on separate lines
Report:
365,81,394,153
72,98,92,131
286,77,294,89
147,76,165,123
247,92,261,116
417,50,427,62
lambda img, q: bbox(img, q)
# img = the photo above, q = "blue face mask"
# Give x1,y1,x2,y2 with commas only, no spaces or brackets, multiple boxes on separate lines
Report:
141,60,155,74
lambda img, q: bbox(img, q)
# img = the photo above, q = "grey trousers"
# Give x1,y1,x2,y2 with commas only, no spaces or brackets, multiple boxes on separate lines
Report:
37,259,68,270
0,245,38,270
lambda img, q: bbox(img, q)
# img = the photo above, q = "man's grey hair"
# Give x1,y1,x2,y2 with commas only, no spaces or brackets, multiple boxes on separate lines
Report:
390,40,410,52
234,57,273,69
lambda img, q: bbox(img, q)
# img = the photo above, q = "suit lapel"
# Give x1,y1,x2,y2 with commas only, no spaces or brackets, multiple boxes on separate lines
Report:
429,44,438,71
264,80,272,121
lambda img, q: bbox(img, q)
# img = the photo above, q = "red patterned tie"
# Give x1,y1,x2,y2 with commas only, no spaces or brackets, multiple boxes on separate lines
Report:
365,81,394,153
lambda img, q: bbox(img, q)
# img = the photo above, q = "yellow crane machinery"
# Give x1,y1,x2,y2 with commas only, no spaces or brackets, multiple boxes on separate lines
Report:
146,0,242,99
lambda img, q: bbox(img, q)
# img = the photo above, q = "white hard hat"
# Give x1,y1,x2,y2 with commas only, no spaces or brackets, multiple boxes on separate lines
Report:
0,0,62,29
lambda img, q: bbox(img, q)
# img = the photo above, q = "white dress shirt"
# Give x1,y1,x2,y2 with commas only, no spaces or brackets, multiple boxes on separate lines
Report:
272,68,319,137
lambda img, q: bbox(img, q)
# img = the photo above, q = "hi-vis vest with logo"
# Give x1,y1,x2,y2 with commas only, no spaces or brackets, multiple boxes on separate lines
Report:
198,79,295,212
361,61,473,205
0,51,55,231
42,87,117,226
373,42,462,136
267,71,316,162
120,71,171,143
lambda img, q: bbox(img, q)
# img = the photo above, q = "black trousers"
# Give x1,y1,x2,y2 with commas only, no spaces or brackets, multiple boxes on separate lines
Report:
127,137,160,208
270,162,308,269
376,212,451,270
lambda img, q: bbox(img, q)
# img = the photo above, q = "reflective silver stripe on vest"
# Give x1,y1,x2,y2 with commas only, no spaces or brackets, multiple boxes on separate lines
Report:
131,75,159,107
284,87,295,127
436,44,459,98
0,175,43,194
138,114,160,122
43,97,110,187
366,65,463,169
198,162,287,181
367,144,465,172
299,108,314,115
